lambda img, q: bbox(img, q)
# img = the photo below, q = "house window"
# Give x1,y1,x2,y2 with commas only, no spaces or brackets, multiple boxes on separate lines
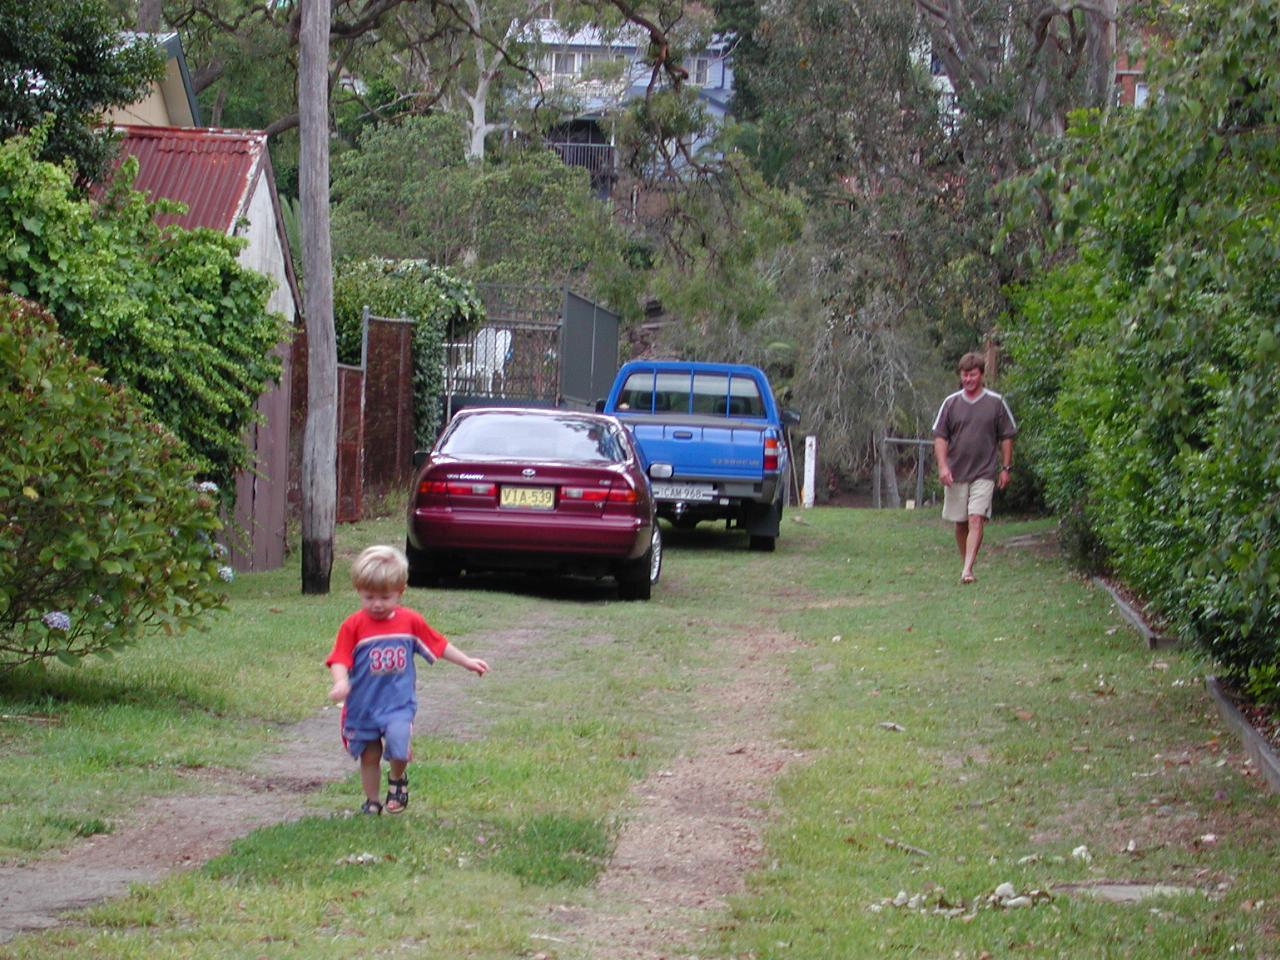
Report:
553,51,576,77
693,58,709,86
1134,82,1149,107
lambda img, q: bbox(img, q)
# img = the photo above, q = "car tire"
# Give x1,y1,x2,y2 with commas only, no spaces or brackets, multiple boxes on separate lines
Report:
406,538,458,587
618,525,662,601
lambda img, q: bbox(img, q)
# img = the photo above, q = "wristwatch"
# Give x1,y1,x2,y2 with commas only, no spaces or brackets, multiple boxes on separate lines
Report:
1000,465,1012,472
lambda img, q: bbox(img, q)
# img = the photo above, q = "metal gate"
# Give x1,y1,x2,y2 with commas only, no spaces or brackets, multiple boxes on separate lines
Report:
444,285,619,415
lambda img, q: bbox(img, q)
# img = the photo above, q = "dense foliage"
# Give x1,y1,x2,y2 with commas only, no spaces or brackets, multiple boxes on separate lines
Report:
0,131,286,492
329,115,640,316
333,259,485,447
0,0,163,184
0,293,228,671
1004,0,1280,678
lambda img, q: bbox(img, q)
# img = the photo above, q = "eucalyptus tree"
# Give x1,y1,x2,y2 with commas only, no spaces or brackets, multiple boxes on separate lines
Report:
713,0,1143,484
918,0,1118,143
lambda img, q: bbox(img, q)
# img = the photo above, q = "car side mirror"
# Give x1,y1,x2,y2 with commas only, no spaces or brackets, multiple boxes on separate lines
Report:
649,463,674,480
782,408,801,426
595,398,606,412
413,450,429,468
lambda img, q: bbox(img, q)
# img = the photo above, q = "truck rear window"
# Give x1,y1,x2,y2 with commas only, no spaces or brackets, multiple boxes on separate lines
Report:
616,370,764,417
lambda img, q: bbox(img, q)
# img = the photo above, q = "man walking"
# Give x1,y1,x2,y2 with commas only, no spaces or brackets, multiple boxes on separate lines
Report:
932,352,1017,584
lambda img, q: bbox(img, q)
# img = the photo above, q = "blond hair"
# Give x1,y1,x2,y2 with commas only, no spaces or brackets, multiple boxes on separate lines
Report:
351,545,409,593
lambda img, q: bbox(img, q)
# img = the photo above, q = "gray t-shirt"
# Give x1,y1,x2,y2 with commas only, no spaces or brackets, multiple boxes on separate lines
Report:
932,388,1017,483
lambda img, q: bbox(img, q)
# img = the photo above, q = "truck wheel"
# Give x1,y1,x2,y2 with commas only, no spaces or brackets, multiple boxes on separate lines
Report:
619,525,662,600
746,500,782,551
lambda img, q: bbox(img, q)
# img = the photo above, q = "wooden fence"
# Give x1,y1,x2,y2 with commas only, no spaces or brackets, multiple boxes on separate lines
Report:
335,309,416,522
225,340,292,572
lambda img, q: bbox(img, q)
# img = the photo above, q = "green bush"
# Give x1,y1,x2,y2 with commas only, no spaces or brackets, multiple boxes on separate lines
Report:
333,259,484,447
0,294,227,671
0,130,285,492
1004,0,1280,678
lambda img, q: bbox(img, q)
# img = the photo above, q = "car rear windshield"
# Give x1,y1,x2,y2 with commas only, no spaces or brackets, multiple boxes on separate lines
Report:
442,413,627,462
616,370,765,417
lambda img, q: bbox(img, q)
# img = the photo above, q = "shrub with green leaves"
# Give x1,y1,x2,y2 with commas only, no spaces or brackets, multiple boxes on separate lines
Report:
1004,0,1280,678
334,259,485,447
0,0,163,184
0,130,285,492
0,294,227,671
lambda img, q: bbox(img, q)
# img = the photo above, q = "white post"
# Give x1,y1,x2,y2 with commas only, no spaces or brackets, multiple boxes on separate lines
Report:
803,435,817,508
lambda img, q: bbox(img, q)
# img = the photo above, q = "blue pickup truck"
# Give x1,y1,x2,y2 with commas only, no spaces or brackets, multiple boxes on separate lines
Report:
600,361,799,550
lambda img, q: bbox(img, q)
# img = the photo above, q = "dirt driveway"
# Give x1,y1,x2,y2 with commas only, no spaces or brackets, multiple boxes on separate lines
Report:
0,622,802,958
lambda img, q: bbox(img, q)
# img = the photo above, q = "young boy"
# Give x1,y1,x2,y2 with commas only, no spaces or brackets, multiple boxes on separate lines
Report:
326,545,489,815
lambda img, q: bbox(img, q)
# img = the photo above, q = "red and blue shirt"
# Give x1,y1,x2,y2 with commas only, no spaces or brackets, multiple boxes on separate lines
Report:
325,607,448,739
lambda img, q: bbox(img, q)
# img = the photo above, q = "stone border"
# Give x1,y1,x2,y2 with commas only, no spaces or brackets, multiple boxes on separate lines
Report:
1090,576,1175,649
1089,580,1280,796
1205,676,1280,795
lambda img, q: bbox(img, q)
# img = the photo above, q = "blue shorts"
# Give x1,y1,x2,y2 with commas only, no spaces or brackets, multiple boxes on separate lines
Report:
341,707,414,762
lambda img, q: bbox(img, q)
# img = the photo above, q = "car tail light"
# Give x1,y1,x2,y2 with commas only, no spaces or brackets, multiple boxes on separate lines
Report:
417,479,496,504
561,483,637,504
764,435,780,472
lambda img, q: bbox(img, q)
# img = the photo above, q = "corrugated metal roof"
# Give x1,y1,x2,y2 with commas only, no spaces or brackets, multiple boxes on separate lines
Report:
112,125,267,233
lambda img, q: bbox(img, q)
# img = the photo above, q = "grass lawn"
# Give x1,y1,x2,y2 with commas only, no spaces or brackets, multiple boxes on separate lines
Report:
1,507,1277,958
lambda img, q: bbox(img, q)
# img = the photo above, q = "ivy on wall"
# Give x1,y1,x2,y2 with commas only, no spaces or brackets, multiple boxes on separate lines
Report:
334,258,485,447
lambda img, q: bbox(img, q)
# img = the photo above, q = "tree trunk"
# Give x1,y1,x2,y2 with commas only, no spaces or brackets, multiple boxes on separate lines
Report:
464,71,491,163
137,0,163,32
880,455,901,509
1084,0,1119,109
299,0,336,594
877,430,901,509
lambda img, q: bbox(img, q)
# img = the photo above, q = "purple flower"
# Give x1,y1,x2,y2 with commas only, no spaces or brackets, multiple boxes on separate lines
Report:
196,481,220,494
42,611,71,631
218,566,234,582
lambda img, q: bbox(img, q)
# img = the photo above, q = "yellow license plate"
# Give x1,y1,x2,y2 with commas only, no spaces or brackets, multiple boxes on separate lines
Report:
499,485,555,509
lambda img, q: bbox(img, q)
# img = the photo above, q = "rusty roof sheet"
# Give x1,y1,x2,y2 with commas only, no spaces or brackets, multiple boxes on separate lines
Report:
111,125,267,233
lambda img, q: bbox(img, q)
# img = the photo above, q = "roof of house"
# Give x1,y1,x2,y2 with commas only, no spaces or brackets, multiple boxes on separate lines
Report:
112,125,268,232
109,124,302,322
115,32,201,127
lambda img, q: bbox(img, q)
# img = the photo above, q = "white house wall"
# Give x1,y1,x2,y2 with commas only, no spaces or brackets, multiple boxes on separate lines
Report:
236,177,295,325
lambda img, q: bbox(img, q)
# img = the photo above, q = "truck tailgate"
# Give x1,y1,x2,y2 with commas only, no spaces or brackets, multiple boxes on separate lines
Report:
625,417,767,480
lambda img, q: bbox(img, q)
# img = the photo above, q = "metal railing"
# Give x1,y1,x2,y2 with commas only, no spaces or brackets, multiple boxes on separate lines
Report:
547,141,616,179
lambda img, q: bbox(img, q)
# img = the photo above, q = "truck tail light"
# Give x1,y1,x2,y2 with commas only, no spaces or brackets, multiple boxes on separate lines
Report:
764,436,780,472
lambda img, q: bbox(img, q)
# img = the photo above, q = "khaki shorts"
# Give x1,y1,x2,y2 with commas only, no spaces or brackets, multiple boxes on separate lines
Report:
942,478,995,523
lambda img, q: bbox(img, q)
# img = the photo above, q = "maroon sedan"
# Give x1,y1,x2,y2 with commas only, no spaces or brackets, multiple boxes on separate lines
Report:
406,408,662,599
